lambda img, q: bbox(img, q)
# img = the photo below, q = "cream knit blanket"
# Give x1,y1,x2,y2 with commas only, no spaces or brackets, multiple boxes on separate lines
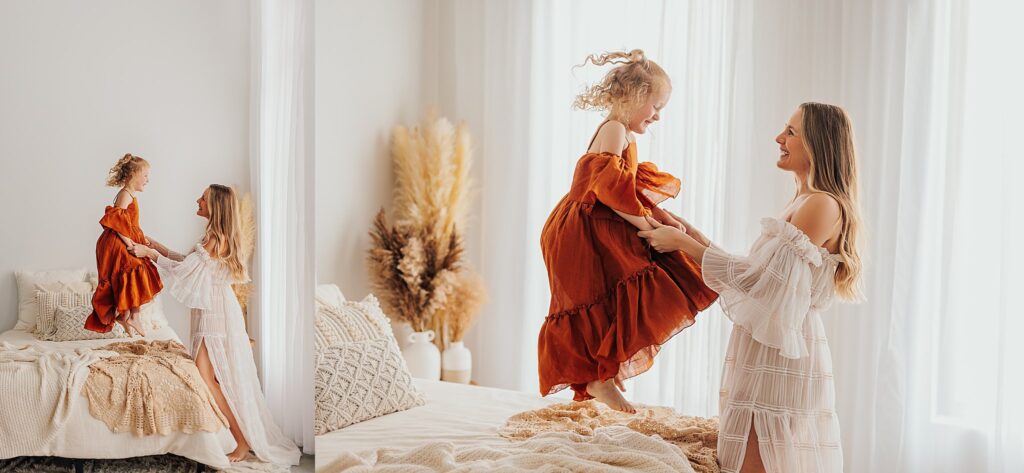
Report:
82,340,228,436
499,400,720,473
0,342,113,457
322,426,695,472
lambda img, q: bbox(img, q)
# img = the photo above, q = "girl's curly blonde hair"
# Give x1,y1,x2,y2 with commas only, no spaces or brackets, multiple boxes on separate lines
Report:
573,49,670,118
106,153,149,187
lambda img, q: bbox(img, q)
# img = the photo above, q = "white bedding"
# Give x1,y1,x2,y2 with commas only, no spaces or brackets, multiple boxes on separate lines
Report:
0,327,234,469
315,379,559,471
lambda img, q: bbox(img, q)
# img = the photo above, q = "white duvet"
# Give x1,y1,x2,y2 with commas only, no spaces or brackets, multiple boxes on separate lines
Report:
315,379,562,470
0,327,234,469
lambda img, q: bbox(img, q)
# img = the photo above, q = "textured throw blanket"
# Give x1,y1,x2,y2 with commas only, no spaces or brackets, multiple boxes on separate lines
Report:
322,426,696,472
82,340,227,436
0,342,113,457
499,400,720,473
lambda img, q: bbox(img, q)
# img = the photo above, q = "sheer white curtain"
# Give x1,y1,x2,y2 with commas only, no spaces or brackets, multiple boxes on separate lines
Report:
249,0,315,454
856,0,1024,470
434,0,1023,470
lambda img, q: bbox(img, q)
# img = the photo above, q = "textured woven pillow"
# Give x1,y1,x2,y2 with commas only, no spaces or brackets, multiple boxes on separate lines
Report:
314,294,394,352
314,339,424,435
50,304,129,341
33,281,95,338
14,268,90,332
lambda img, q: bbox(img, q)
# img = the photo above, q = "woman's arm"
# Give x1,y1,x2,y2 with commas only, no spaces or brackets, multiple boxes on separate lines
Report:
637,217,709,261
660,208,710,247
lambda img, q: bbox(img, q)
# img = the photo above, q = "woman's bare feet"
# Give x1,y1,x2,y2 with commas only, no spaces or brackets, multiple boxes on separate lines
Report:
228,438,251,462
124,310,146,337
586,378,636,414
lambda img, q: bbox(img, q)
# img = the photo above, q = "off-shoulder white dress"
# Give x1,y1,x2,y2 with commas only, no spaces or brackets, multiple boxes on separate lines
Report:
156,244,300,466
702,218,843,473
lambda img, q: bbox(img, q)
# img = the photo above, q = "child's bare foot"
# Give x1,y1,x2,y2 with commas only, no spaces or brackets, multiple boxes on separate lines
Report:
114,314,133,336
586,378,636,414
228,439,251,462
125,310,146,337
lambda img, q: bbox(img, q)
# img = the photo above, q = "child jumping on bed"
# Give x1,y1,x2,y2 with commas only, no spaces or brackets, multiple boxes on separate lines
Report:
85,153,163,337
538,49,719,413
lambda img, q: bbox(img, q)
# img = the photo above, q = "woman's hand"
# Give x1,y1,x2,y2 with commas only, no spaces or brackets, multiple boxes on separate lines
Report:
662,209,710,247
637,216,688,252
130,244,157,260
639,216,709,262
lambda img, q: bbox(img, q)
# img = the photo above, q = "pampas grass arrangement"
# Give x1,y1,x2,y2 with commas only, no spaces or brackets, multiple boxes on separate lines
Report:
368,113,487,350
232,192,256,334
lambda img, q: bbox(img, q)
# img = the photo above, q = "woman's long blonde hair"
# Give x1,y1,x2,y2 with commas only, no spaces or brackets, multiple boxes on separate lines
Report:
799,102,864,301
573,49,670,121
203,184,247,282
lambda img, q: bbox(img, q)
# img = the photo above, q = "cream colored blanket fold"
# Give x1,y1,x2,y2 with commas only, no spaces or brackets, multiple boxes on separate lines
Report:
500,400,720,473
82,340,227,436
0,342,113,457
322,426,695,473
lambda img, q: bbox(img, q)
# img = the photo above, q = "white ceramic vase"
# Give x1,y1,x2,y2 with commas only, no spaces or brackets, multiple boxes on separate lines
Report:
441,341,472,384
402,330,441,380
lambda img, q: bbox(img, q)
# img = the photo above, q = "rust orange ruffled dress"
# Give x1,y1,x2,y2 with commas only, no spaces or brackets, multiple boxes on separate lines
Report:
538,139,719,400
85,194,163,333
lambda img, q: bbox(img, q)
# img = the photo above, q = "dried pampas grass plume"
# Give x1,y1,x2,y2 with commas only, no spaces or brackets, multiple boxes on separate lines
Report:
232,192,256,333
367,112,486,351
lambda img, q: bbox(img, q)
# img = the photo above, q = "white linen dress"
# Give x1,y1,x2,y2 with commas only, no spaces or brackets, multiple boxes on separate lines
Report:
702,218,843,473
156,243,300,466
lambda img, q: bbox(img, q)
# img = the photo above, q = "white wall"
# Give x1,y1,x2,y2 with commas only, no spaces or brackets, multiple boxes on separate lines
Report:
315,0,429,297
0,1,252,337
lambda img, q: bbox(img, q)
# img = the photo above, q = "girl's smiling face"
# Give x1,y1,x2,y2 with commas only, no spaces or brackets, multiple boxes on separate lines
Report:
625,82,670,134
128,165,150,192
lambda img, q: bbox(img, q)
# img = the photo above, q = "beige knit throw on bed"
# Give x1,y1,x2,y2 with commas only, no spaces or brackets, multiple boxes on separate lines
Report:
323,425,697,473
82,340,228,436
0,342,113,458
499,400,720,473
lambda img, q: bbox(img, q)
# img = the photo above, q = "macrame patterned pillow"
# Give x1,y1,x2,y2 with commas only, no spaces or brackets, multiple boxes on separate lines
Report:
50,305,129,342
314,339,424,435
33,282,95,339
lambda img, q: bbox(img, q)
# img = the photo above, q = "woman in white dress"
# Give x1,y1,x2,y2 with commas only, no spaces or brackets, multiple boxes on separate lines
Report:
132,184,300,466
639,102,863,473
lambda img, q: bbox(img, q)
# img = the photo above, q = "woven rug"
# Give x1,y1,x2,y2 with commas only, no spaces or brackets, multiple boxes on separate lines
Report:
0,455,288,473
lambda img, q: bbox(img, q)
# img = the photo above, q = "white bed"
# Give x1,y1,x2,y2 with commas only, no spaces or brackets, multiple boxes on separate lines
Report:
315,379,560,471
0,326,235,469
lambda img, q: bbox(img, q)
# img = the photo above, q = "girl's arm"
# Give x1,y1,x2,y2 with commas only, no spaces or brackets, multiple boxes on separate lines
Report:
613,209,655,231
593,122,655,231
112,189,136,248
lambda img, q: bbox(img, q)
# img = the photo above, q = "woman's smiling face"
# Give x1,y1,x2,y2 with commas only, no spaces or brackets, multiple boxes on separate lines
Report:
775,108,811,174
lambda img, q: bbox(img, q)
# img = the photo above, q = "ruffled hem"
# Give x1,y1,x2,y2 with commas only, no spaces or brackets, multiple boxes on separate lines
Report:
538,260,718,400
86,261,163,333
718,405,843,472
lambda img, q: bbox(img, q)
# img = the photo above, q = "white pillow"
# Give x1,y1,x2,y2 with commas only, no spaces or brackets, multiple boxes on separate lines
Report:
33,281,95,337
315,283,346,309
314,294,394,353
138,296,169,331
314,339,424,434
50,305,129,341
14,268,90,332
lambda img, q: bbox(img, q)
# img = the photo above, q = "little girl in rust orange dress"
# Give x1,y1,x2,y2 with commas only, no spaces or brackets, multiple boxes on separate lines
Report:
538,50,718,412
84,153,163,337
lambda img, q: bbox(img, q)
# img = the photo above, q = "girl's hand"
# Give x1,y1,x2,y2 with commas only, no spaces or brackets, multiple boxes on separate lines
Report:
637,216,687,253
